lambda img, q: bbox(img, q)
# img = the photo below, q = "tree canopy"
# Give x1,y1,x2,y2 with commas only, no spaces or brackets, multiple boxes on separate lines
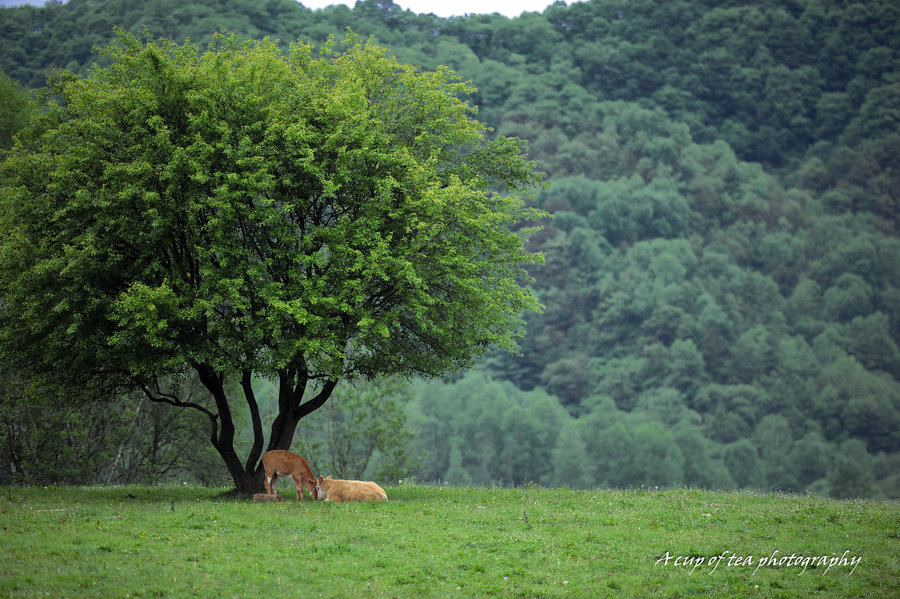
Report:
0,29,544,492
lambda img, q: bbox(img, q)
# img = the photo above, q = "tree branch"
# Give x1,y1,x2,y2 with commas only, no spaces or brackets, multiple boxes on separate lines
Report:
138,380,217,422
241,370,264,473
296,378,338,421
138,379,221,464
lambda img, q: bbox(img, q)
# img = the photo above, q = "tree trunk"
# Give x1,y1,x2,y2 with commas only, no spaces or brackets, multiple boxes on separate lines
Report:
193,363,338,495
194,364,250,492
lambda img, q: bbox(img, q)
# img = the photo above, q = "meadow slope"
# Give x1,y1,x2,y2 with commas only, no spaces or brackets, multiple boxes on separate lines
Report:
0,485,897,597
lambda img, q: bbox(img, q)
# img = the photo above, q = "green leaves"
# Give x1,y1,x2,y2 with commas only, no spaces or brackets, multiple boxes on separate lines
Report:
0,30,544,389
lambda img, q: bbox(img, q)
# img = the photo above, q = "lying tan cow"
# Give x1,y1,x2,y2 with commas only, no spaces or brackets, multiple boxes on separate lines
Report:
315,475,388,502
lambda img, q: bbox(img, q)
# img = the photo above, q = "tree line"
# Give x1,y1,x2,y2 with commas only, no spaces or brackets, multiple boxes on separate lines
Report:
1,0,898,498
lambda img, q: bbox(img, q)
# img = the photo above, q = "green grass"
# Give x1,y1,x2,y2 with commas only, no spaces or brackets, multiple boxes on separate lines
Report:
1,484,897,598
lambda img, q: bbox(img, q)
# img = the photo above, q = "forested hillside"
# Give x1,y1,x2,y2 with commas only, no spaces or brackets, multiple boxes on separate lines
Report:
1,0,898,498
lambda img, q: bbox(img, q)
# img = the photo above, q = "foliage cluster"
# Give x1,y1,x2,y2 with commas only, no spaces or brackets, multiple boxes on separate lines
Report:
3,0,898,169
1,0,899,498
283,376,416,482
1,485,897,598
0,367,225,486
0,70,34,150
410,371,897,500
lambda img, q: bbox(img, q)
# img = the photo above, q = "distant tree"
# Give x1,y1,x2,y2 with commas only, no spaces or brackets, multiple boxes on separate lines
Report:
672,422,734,489
546,420,591,489
753,414,800,492
406,372,566,486
591,421,633,488
694,384,769,444
0,31,544,493
540,353,592,405
722,439,765,490
631,421,685,488
635,387,692,426
0,70,34,151
826,440,882,499
443,439,472,486
823,274,874,322
788,431,833,488
294,377,415,482
841,312,900,377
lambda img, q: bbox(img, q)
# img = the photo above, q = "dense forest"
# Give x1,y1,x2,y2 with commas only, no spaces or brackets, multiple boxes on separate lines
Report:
1,0,898,499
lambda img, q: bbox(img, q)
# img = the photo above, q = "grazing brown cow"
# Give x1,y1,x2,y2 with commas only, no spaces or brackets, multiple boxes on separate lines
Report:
261,450,317,500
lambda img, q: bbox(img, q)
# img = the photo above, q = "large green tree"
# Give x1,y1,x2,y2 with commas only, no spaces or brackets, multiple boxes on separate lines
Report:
0,30,544,493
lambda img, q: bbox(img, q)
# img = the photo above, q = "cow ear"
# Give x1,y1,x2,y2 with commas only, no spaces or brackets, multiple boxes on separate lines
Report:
318,476,323,483
326,475,332,480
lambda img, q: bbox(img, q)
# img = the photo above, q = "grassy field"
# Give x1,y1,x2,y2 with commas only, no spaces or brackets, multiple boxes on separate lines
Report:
0,484,897,598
